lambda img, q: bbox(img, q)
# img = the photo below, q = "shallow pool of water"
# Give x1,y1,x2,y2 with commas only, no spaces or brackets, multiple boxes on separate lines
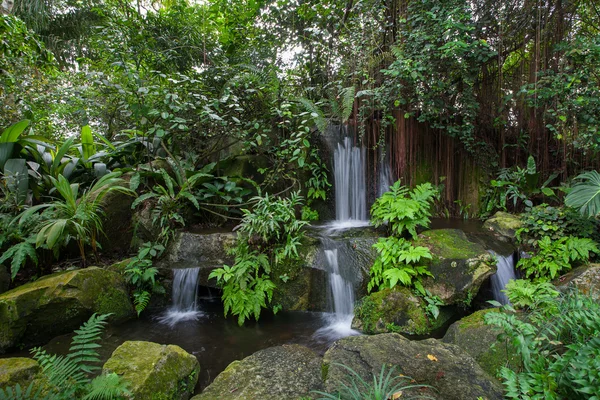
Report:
6,297,357,395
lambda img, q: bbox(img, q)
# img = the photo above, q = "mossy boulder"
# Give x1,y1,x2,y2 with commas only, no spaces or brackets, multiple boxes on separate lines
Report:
192,344,323,400
414,229,496,305
555,264,600,298
0,267,134,353
0,266,9,295
323,333,503,400
443,309,517,377
103,341,200,400
351,287,455,336
0,358,41,389
483,212,522,241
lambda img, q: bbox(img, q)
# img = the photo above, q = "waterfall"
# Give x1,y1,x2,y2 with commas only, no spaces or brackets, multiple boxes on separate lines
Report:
378,156,392,197
158,267,204,326
325,249,355,316
333,137,367,224
489,251,517,305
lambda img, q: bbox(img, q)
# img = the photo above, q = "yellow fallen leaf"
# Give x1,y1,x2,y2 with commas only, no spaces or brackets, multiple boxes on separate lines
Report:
427,354,438,362
392,391,403,399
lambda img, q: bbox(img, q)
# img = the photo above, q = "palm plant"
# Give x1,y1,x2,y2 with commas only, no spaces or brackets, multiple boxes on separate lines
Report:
16,171,135,263
565,170,600,217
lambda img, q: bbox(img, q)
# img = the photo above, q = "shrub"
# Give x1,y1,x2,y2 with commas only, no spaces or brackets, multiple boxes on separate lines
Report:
370,180,437,239
502,279,559,310
485,290,600,399
368,236,433,293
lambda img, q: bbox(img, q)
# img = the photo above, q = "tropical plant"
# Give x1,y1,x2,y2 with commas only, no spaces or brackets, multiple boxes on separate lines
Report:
516,204,599,248
370,180,437,239
485,290,600,399
517,236,598,280
312,363,434,400
368,236,433,293
210,192,307,325
502,279,560,311
15,171,135,263
124,241,166,315
0,313,130,400
565,170,600,218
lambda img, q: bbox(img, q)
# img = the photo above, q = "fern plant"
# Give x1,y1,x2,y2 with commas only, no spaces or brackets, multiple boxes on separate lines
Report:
368,236,433,293
124,241,166,315
370,180,437,239
0,314,130,400
502,279,560,310
517,236,598,280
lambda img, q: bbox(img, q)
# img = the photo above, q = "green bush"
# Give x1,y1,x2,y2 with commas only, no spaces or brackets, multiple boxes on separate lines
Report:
368,236,433,294
370,180,437,239
485,290,600,399
502,279,559,311
517,236,598,280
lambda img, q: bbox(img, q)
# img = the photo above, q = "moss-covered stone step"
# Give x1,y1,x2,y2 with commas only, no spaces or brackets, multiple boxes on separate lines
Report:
0,357,41,390
0,267,134,353
192,344,323,400
103,341,200,400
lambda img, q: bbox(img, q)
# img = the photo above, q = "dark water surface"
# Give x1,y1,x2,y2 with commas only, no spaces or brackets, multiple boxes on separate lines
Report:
4,297,350,395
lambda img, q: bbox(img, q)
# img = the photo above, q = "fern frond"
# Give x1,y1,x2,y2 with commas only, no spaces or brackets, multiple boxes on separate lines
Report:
68,313,111,373
0,383,48,400
133,290,151,316
82,373,130,400
340,86,356,123
0,240,38,280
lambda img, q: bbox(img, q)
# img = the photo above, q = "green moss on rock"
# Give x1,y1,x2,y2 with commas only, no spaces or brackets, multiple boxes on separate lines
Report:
352,287,455,336
0,358,40,389
103,341,200,400
0,267,135,353
413,229,496,304
443,309,518,377
192,344,322,400
482,212,522,240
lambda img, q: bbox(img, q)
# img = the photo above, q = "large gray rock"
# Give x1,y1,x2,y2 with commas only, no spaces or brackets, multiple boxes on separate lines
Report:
352,286,455,336
483,212,522,241
103,341,200,400
414,229,496,305
0,267,135,353
192,344,323,400
0,358,41,389
443,309,517,377
323,333,504,400
555,264,600,298
0,266,9,295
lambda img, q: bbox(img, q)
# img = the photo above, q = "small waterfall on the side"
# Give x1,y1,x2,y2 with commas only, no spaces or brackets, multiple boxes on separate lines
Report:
378,155,393,197
158,267,205,326
489,251,517,305
332,137,368,227
315,243,359,339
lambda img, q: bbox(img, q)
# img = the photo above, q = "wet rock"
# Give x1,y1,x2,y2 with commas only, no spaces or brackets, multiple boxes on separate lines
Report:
414,229,497,305
323,333,503,400
555,264,600,298
0,267,134,353
0,358,40,389
483,212,522,241
0,266,9,295
443,309,517,377
103,341,200,400
193,344,323,400
352,287,455,336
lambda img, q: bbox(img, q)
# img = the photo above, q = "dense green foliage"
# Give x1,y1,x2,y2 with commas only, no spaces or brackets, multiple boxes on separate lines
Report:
370,181,437,239
502,279,559,311
0,314,129,400
210,192,308,325
486,290,600,399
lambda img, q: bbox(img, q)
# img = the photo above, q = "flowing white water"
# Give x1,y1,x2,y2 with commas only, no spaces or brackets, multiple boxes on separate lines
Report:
333,137,367,223
489,251,517,305
378,156,393,197
158,267,205,327
315,247,359,339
